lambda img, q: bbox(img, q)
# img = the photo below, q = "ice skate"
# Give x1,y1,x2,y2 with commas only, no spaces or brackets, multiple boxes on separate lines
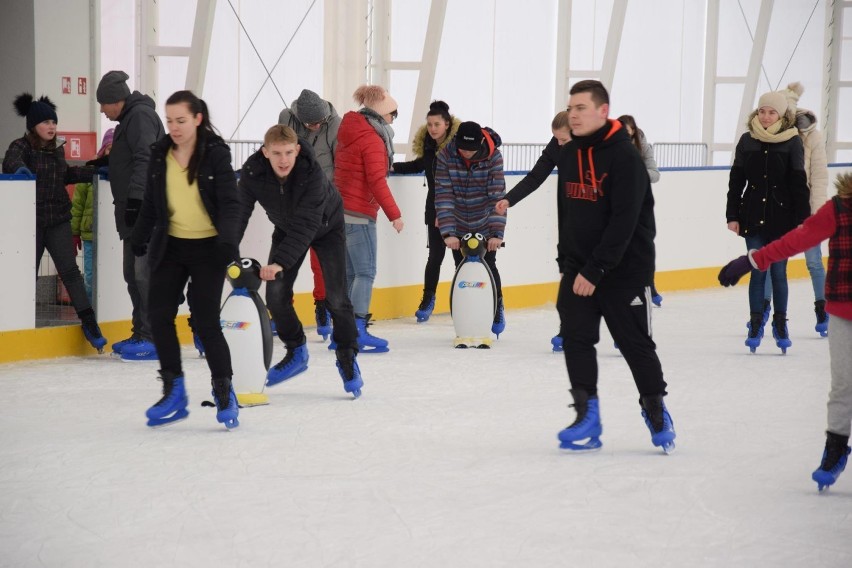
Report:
212,379,240,429
315,299,332,340
652,293,663,307
415,290,436,322
745,312,764,353
812,432,851,491
551,334,563,352
335,348,363,398
266,342,309,386
491,297,506,337
146,371,189,427
814,300,829,338
356,314,389,353
121,339,158,362
79,309,107,353
640,394,676,453
557,389,602,451
193,332,205,357
111,333,141,355
771,313,792,354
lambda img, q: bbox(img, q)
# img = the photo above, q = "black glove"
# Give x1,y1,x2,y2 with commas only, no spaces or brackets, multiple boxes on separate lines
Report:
124,198,142,228
85,154,110,168
131,242,148,257
218,242,241,266
718,254,754,287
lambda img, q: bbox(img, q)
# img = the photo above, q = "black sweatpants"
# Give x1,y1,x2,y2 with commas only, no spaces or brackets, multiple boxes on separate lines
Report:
36,220,91,316
148,237,232,381
265,219,358,351
556,275,667,397
423,222,449,294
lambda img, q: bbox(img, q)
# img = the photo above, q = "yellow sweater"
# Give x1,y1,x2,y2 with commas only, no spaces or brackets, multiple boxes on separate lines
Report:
166,151,217,238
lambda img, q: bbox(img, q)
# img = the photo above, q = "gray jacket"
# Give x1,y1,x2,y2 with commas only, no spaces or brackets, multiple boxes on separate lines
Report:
639,132,660,183
278,100,341,182
109,92,165,238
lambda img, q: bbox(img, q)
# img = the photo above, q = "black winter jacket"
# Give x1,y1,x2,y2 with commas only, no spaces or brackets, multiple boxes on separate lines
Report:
726,132,809,241
131,133,241,270
237,140,343,269
508,120,656,288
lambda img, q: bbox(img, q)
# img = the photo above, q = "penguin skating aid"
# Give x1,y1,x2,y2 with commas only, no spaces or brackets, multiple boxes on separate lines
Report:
450,233,497,348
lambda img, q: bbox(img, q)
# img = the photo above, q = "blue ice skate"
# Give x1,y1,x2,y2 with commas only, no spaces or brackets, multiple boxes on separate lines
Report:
812,432,850,491
212,383,240,429
551,335,563,352
640,394,676,454
652,293,663,307
558,390,602,451
355,314,389,353
80,311,107,353
335,348,363,398
491,298,506,337
415,291,436,323
121,339,159,362
266,343,309,387
315,300,332,341
111,333,140,355
146,373,189,427
814,300,829,338
193,333,205,358
745,313,764,353
771,314,792,355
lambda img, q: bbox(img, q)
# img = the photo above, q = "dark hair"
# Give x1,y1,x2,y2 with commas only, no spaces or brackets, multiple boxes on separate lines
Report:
165,90,217,184
617,114,643,153
569,80,610,107
551,111,570,131
426,100,452,124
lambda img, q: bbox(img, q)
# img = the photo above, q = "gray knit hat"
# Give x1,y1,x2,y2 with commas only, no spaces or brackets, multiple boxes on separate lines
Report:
294,89,330,124
96,70,131,104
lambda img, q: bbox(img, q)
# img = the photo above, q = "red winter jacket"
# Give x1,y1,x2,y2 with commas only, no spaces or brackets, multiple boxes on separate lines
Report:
334,111,401,222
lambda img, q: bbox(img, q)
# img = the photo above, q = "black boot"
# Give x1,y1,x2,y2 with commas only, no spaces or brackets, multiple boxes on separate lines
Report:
815,300,829,337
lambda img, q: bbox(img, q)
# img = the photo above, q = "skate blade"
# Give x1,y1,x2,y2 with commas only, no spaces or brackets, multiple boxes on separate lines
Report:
220,418,240,429
146,409,189,428
661,441,676,454
359,346,389,354
559,438,602,452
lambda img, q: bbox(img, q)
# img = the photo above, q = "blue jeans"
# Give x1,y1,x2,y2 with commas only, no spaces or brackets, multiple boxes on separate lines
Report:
763,244,825,303
746,234,787,315
82,239,93,303
345,221,377,317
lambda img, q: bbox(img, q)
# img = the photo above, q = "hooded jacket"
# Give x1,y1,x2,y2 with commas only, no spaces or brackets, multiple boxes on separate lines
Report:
393,118,461,224
796,109,829,214
434,126,506,239
726,112,810,241
109,91,166,239
130,133,241,271
539,119,656,288
237,140,343,270
334,110,401,222
3,135,96,227
278,100,341,182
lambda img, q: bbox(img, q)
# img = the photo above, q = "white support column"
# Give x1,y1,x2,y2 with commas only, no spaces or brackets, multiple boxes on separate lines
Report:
368,0,392,88
823,0,850,162
407,0,448,152
734,0,773,142
323,0,368,113
185,0,217,95
137,0,159,101
554,0,572,112
702,0,720,164
599,0,628,91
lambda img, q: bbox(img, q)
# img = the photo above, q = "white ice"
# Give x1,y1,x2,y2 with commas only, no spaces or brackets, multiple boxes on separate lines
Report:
1,279,850,568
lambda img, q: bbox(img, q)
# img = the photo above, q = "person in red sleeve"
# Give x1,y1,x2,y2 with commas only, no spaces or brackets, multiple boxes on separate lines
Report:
719,172,852,491
334,84,404,352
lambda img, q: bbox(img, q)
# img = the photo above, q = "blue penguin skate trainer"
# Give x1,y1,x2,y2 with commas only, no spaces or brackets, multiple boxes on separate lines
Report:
212,382,240,429
146,372,189,427
640,394,676,453
812,432,851,491
266,343,309,386
558,390,602,451
335,348,363,398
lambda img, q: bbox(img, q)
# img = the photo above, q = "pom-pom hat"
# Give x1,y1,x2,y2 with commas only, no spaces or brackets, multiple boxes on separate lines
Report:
353,84,398,117
14,93,58,131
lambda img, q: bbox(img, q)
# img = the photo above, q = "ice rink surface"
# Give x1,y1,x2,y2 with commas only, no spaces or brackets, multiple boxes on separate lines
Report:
1,279,850,567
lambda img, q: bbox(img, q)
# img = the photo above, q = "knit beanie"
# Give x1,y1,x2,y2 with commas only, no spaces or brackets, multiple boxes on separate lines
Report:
97,128,115,157
757,90,788,117
293,89,330,124
353,84,398,117
96,70,131,104
456,121,484,151
13,93,58,131
784,81,804,109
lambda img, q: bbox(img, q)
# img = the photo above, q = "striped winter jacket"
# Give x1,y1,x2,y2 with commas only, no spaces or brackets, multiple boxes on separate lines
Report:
434,127,506,239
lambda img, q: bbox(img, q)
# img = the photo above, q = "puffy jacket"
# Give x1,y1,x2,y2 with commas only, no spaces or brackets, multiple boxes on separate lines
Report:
131,133,241,270
334,111,401,222
797,110,829,214
3,134,96,227
71,182,94,240
237,140,343,269
434,126,506,239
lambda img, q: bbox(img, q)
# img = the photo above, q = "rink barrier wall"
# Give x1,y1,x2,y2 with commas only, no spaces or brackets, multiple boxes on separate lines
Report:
1,165,849,363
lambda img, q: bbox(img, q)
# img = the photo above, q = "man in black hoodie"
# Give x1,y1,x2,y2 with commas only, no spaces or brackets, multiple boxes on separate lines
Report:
237,125,363,398
96,70,165,361
502,80,675,453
